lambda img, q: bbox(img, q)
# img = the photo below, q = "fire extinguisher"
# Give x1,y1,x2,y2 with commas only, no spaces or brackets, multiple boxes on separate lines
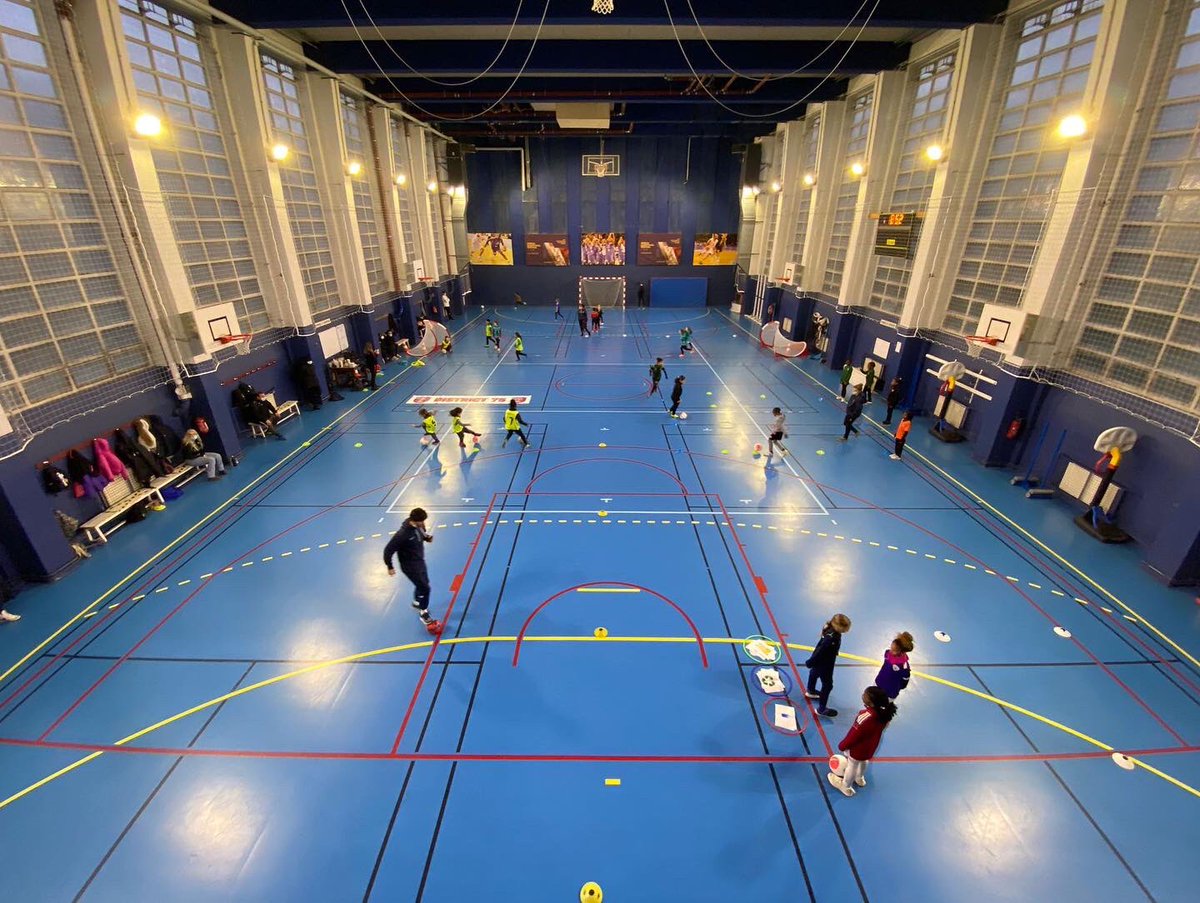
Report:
1006,417,1024,440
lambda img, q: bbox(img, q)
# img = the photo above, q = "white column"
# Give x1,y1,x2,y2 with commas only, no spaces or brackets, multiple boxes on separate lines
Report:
404,123,437,280
305,73,372,307
209,27,313,328
369,107,408,287
838,71,908,307
899,24,1003,331
798,100,847,293
766,120,806,281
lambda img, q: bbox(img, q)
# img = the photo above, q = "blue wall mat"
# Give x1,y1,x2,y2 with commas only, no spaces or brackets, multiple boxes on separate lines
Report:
649,277,708,307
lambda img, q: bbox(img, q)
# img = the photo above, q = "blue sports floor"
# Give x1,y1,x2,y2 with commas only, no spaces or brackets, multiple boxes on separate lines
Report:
0,308,1197,902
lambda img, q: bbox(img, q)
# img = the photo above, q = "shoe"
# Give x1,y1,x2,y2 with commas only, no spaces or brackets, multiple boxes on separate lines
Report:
854,776,867,788
889,454,900,460
838,437,848,443
818,707,838,718
828,773,855,797
423,617,444,635
804,691,820,700
0,610,20,622
412,601,423,610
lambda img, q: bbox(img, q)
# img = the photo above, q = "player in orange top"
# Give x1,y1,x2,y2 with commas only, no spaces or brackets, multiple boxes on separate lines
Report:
890,411,913,460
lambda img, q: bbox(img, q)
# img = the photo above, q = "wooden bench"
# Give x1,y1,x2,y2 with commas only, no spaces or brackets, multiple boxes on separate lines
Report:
80,475,164,544
249,392,301,438
150,463,203,493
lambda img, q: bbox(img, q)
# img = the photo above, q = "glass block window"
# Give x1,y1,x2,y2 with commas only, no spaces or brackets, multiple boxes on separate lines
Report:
425,135,448,277
340,92,388,296
1072,0,1200,411
119,0,267,332
260,53,338,313
944,0,1105,333
868,51,957,316
788,114,820,267
823,90,873,296
0,0,150,409
389,117,418,268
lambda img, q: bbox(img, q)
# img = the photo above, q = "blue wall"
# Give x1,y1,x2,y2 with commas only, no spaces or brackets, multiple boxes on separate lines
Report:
465,137,741,307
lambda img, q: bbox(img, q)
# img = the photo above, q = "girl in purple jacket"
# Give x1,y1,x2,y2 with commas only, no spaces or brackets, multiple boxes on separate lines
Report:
874,631,914,699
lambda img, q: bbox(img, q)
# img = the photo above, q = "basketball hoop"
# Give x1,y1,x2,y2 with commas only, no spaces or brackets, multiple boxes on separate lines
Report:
216,333,253,355
592,0,614,13
964,335,1000,358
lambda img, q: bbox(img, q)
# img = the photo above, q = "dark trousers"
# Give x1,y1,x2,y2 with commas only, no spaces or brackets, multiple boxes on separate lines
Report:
554,309,564,319
884,404,896,424
843,417,859,439
504,428,529,446
400,560,430,611
456,428,481,447
651,381,660,396
807,664,834,709
578,320,590,336
894,437,907,458
670,397,682,415
367,368,377,390
515,349,525,360
840,382,849,399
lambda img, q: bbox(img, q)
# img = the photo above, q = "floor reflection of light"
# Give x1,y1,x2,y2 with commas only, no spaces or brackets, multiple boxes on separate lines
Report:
951,783,1040,875
284,620,353,709
809,545,853,598
172,780,265,881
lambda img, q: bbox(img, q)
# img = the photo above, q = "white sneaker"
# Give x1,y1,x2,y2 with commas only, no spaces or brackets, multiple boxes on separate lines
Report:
827,772,855,797
804,691,820,699
854,776,867,788
889,454,900,460
0,610,20,622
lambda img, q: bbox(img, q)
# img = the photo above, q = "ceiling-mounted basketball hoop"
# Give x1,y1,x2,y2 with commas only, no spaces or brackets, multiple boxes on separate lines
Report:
592,0,614,14
216,333,253,355
583,154,620,178
964,335,1001,358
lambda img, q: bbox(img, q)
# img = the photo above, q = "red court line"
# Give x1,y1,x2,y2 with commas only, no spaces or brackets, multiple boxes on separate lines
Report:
712,495,836,757
388,493,500,755
1,733,1196,765
511,581,709,668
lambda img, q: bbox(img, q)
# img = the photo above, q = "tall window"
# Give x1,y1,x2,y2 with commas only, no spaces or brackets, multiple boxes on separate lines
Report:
1073,0,1200,412
0,0,149,408
260,54,338,313
944,0,1104,333
823,90,873,296
425,134,448,277
120,0,267,332
389,117,418,272
868,52,956,316
788,114,820,268
340,92,388,296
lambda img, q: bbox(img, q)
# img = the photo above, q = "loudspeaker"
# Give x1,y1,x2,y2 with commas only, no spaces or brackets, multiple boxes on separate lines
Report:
742,141,763,188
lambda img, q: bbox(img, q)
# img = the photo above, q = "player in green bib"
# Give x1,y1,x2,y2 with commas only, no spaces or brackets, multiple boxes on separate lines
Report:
649,357,667,396
415,408,440,446
502,399,530,449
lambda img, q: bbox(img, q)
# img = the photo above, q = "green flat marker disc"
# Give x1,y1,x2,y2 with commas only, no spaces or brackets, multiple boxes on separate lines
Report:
354,442,363,448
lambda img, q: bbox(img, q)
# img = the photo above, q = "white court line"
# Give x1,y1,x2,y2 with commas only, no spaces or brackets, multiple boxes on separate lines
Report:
387,338,513,514
691,344,830,518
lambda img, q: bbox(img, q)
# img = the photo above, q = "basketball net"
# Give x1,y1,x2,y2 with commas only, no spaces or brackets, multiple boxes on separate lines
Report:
592,0,614,13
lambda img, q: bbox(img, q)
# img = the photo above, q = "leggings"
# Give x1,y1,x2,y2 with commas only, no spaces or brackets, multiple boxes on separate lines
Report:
504,428,528,446
807,664,834,709
894,437,907,458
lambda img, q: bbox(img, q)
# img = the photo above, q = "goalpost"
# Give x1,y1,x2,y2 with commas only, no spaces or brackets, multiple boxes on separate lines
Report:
579,276,626,309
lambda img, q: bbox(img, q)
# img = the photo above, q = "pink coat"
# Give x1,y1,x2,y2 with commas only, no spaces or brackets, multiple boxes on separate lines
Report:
91,437,127,482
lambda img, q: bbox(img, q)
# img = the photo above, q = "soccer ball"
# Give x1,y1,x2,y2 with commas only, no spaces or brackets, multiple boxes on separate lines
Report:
829,753,846,776
678,411,688,420
420,435,432,446
753,443,763,458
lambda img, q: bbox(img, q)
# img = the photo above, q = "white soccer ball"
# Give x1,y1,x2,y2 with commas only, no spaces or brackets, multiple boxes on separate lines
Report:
420,435,432,446
829,753,847,776
678,411,688,420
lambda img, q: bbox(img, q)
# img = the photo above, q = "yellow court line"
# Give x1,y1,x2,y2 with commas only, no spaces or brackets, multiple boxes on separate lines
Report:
718,311,1200,673
2,634,1196,811
0,315,487,691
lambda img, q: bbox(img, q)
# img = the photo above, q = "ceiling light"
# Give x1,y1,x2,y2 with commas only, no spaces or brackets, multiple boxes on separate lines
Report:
395,173,407,186
802,173,815,186
1057,114,1087,139
770,181,782,192
270,143,289,162
925,144,944,162
427,180,438,192
133,112,162,138
849,161,865,177
742,186,754,198
347,160,362,176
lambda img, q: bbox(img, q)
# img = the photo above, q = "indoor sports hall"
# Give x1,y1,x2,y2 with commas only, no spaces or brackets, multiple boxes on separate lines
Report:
0,1,1198,902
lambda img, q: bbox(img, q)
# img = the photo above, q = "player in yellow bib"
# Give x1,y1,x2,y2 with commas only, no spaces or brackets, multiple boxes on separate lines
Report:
449,406,482,452
415,408,440,446
502,399,530,449
514,332,525,361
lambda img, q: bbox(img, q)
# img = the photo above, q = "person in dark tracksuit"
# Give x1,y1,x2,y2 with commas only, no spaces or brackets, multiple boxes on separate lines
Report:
883,377,903,425
805,613,851,717
384,507,442,634
669,375,686,417
841,387,864,440
362,342,378,391
577,304,591,337
554,298,564,320
839,361,853,400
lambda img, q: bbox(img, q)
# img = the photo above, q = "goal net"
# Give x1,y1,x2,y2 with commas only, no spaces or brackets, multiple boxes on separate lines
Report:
579,277,625,309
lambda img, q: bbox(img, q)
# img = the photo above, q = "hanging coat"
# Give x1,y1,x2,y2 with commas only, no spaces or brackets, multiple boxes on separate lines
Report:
65,449,108,499
112,428,163,483
147,415,181,462
40,462,71,494
91,438,127,482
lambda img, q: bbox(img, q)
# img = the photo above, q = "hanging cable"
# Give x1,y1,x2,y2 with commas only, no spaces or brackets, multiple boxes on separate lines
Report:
336,0,551,121
683,0,874,82
661,0,882,119
358,0,528,87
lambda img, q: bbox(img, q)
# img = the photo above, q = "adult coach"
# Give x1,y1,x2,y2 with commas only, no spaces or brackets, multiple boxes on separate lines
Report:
384,507,443,634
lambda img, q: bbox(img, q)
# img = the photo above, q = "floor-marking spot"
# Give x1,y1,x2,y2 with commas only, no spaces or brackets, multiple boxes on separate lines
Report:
318,543,330,549
108,603,120,610
1076,598,1089,606
241,561,254,567
177,579,191,586
906,549,917,555
751,524,762,529
1112,753,1136,771
816,450,825,455
155,586,170,592
934,630,952,643
943,559,956,565
984,569,997,575
1051,589,1065,596
336,540,348,545
300,548,311,553
438,524,448,529
835,535,845,540
371,533,382,538
452,523,463,527
222,567,234,573
963,564,976,570
598,442,607,448
1053,626,1072,638
1005,576,1019,582
604,778,621,786
1027,582,1041,589
353,442,363,448
924,553,937,560
868,541,879,547
131,594,146,601
1123,615,1138,623
1101,606,1113,614
353,537,364,542
886,544,897,550
83,611,97,619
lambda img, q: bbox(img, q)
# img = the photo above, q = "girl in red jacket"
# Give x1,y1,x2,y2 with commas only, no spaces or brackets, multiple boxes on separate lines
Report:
829,686,897,797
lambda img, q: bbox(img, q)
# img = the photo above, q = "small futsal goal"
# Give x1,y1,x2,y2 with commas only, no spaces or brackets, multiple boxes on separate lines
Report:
579,276,625,308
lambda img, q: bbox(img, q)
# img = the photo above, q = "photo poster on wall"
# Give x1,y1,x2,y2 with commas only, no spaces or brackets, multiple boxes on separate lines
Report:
525,233,570,266
692,232,738,266
581,232,626,266
468,233,514,266
637,233,682,266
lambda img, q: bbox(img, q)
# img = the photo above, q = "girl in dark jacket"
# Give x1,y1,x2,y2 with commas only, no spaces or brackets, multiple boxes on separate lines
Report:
828,686,897,797
874,631,913,699
804,613,851,717
883,377,903,425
